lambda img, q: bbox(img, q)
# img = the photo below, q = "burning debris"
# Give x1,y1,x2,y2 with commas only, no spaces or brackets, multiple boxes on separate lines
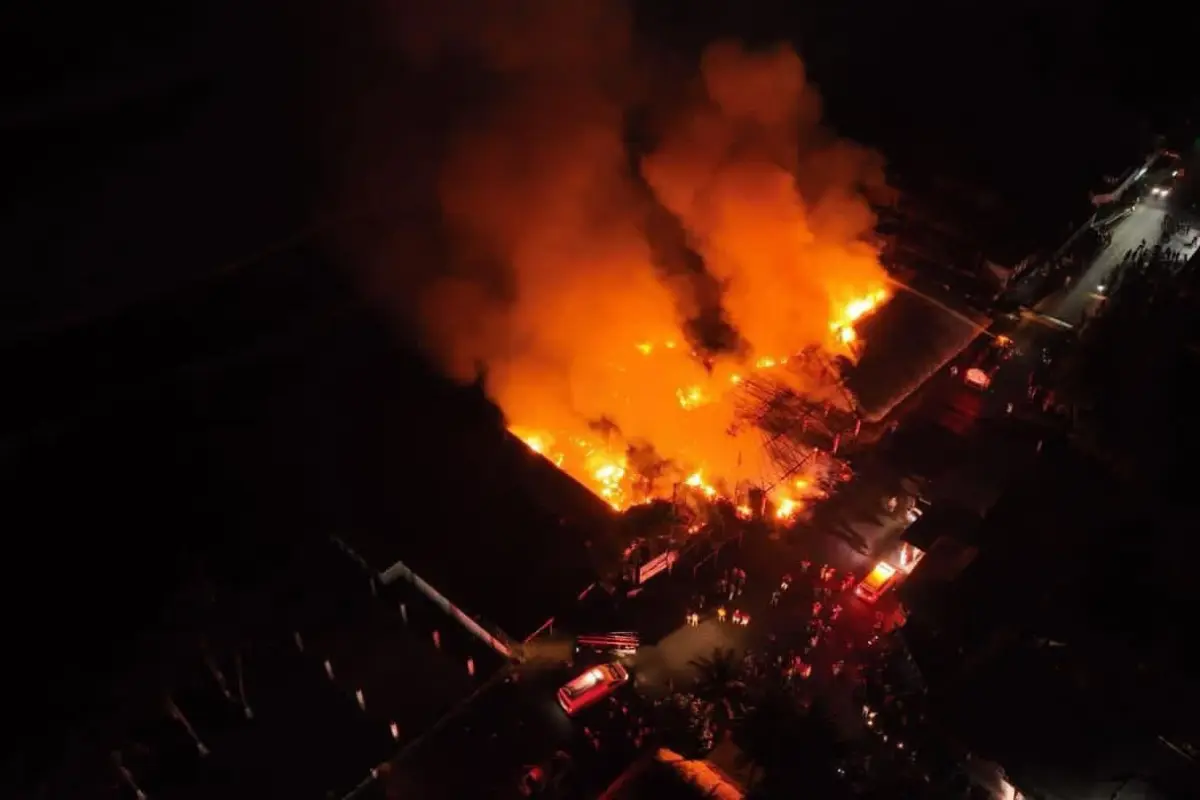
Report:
370,1,894,517
510,334,872,517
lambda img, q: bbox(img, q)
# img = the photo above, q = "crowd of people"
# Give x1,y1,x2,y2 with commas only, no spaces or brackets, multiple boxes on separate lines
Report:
1007,223,1111,303
652,550,962,794
544,184,1200,798
1009,202,1199,314
1101,223,1195,304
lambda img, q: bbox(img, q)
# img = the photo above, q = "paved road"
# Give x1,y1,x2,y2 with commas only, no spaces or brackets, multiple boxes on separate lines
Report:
1039,203,1167,325
908,198,1165,437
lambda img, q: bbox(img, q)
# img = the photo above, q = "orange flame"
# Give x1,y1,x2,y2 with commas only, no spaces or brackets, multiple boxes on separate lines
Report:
509,289,884,510
383,12,893,515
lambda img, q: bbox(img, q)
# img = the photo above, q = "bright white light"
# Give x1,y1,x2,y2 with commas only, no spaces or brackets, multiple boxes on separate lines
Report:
965,367,991,388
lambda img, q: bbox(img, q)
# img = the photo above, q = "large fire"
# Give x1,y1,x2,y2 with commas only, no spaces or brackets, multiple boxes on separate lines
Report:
369,1,895,519
508,288,887,513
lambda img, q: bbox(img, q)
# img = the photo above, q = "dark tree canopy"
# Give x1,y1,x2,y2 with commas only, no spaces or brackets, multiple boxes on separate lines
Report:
1060,244,1200,500
738,690,847,799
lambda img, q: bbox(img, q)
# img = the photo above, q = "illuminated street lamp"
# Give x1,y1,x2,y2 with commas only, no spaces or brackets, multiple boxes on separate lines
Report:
111,752,147,800
166,695,209,756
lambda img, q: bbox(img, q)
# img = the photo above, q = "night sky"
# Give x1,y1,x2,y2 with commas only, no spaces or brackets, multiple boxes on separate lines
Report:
4,2,1197,337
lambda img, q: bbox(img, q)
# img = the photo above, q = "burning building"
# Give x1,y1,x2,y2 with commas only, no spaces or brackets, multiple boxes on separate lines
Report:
844,283,991,420
361,2,897,516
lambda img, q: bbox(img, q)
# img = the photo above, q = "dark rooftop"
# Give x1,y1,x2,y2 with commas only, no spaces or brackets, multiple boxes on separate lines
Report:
15,534,495,799
275,316,607,640
901,504,981,551
849,285,987,420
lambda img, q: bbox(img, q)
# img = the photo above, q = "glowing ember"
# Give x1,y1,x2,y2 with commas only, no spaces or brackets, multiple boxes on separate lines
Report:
830,289,888,345
684,471,718,499
775,498,800,520
508,287,879,514
676,386,709,410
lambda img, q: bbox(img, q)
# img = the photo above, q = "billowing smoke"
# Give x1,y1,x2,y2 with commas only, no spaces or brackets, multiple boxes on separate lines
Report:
369,0,892,506
642,41,888,359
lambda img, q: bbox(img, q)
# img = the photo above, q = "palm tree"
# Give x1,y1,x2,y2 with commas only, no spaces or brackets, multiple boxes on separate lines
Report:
689,647,745,701
688,647,747,727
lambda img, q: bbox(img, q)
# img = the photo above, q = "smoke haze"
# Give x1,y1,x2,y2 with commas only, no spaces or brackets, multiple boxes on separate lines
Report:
361,0,893,503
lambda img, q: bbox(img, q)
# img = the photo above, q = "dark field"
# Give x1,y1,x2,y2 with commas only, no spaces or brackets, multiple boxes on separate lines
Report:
1,253,604,793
